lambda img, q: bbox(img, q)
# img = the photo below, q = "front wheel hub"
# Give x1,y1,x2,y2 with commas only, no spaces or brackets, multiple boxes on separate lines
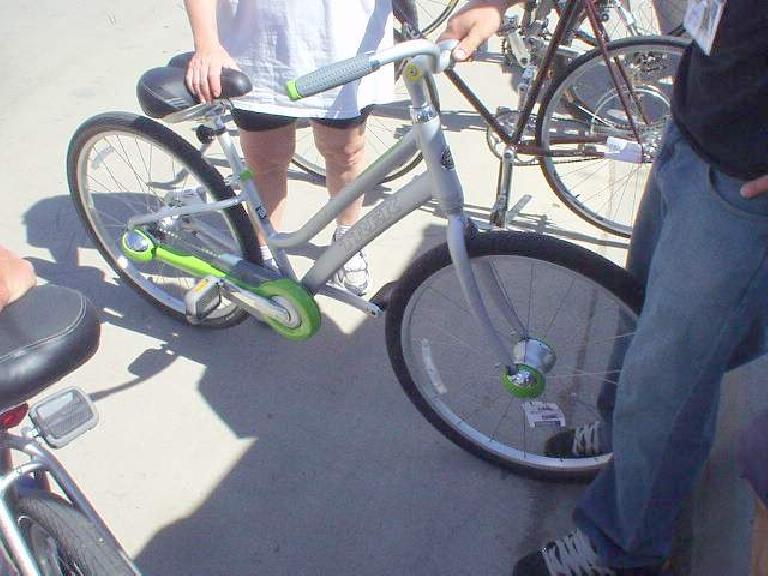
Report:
502,338,556,399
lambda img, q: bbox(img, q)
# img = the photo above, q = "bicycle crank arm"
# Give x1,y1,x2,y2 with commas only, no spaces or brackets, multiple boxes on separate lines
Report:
122,228,279,284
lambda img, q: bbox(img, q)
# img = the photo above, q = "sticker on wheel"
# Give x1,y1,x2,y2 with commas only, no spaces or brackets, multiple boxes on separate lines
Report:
522,401,566,428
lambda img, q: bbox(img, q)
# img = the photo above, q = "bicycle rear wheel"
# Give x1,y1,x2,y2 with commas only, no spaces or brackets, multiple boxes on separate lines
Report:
386,231,642,481
537,36,686,236
67,112,260,327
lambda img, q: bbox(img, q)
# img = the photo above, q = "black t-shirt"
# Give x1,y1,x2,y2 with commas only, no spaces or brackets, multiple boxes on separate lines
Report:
672,0,768,180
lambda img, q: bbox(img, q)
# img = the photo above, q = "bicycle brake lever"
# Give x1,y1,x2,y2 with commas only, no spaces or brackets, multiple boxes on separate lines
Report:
437,39,460,72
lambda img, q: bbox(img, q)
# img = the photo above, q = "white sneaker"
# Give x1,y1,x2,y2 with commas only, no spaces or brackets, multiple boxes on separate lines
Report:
332,229,371,296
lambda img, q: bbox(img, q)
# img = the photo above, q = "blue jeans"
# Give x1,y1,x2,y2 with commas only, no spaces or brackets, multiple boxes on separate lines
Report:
574,121,768,567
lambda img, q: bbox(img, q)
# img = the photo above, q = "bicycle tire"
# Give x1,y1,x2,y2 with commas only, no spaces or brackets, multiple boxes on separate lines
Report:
67,112,260,327
536,36,687,237
386,230,643,481
15,491,135,575
393,0,460,38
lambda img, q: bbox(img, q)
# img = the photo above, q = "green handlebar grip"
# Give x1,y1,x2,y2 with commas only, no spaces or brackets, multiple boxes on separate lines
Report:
286,80,302,101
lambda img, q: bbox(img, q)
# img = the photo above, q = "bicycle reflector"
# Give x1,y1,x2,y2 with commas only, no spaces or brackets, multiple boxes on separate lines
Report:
0,404,28,429
28,388,98,448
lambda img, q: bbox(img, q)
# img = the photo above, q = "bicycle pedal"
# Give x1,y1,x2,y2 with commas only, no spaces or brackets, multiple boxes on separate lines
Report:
29,388,99,448
185,276,223,323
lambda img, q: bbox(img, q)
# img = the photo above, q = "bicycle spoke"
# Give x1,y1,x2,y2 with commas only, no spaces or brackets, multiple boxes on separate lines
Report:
73,120,249,324
539,39,684,234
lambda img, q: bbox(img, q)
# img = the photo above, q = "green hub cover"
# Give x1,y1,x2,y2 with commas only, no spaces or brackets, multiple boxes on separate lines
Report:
502,364,545,399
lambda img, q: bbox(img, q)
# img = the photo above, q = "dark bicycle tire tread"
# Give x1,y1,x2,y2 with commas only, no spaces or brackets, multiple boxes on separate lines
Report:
16,491,135,575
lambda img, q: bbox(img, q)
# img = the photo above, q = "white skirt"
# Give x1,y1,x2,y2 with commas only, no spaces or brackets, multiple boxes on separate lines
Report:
217,0,395,118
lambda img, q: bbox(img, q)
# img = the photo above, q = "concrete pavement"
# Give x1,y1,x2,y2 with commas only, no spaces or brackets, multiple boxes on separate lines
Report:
1,2,764,574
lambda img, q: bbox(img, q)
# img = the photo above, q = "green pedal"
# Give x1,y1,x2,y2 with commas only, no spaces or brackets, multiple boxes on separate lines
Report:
185,276,223,324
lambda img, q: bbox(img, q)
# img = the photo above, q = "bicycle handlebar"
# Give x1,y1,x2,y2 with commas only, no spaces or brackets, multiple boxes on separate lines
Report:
286,39,457,101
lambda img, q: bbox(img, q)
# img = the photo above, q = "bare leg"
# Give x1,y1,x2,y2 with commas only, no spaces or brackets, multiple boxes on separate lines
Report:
311,120,370,294
239,124,296,244
311,121,367,226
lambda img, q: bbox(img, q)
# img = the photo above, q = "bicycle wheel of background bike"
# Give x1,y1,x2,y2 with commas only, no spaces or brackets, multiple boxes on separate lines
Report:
536,36,687,237
386,231,642,481
290,85,423,184
565,0,687,43
291,33,441,185
393,0,461,37
67,112,260,327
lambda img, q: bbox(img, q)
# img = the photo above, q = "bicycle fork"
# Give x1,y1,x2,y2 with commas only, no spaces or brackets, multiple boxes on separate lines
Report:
408,62,556,400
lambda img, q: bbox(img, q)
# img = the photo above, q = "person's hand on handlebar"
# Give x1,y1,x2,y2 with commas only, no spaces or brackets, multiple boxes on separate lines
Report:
0,246,36,313
438,0,511,62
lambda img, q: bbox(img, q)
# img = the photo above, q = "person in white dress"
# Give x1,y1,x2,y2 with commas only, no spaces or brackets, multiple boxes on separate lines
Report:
183,0,394,295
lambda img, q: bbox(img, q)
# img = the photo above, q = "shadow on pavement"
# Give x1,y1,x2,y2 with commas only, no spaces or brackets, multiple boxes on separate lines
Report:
21,193,594,575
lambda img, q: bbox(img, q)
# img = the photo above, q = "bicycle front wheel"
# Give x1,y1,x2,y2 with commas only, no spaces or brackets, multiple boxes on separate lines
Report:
67,112,260,327
537,36,687,236
386,231,642,480
16,491,135,575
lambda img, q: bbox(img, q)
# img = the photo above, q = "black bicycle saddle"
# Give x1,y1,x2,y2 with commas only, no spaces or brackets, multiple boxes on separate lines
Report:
136,52,252,119
0,284,100,408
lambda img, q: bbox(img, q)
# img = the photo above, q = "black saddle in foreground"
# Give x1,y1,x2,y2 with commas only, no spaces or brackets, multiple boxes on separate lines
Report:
136,52,252,119
0,284,100,408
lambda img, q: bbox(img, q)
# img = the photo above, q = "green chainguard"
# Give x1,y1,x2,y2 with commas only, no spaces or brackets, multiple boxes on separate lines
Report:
285,80,302,101
122,229,320,340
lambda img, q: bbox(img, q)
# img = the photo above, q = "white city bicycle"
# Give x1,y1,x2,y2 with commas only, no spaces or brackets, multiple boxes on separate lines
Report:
67,39,643,480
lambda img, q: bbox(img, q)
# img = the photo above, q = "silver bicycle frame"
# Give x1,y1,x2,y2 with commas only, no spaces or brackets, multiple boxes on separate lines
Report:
0,430,140,576
131,40,518,370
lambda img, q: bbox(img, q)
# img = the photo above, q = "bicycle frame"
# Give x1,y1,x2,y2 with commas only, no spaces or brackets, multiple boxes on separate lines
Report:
128,40,519,369
482,0,656,225
458,0,646,153
0,430,138,576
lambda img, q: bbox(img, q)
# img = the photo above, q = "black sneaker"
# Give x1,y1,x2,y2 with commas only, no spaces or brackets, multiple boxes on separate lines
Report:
513,530,662,575
545,421,605,458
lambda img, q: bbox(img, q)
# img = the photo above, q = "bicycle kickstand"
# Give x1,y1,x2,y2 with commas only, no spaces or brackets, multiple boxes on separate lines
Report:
490,145,517,228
